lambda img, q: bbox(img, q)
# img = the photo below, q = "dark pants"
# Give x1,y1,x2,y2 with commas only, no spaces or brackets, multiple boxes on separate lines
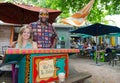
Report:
12,64,18,83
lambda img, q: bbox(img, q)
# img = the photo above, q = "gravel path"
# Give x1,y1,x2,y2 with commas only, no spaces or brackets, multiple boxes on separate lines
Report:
69,55,120,83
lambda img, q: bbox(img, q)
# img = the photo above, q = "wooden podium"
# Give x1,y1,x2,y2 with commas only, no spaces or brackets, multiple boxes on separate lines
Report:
3,48,79,83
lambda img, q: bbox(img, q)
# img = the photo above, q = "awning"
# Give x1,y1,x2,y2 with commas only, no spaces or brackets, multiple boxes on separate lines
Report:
0,2,61,24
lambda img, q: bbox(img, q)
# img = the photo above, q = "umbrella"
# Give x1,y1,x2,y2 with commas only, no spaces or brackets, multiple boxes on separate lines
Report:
71,23,120,64
0,2,61,24
71,23,120,36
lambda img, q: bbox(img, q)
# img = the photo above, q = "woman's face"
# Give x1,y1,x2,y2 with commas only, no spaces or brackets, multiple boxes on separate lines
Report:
22,28,31,40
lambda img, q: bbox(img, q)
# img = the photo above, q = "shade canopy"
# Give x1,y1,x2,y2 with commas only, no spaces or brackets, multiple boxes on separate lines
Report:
71,23,120,36
0,2,61,24
70,33,91,38
107,33,120,37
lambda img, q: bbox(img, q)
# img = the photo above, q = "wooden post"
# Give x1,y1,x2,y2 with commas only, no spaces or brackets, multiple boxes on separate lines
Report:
10,27,14,45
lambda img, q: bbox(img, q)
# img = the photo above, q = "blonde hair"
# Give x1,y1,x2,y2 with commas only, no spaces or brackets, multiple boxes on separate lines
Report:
17,25,33,48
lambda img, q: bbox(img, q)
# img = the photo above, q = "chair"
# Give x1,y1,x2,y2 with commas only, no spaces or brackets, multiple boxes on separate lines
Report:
1,46,9,59
108,51,118,67
0,46,9,60
112,50,120,66
0,46,10,76
0,46,10,67
113,56,119,66
2,46,10,55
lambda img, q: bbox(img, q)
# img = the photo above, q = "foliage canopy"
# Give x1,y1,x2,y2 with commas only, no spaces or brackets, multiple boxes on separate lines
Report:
4,0,120,23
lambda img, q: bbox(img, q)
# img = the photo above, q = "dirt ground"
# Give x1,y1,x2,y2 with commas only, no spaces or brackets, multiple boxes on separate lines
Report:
69,55,120,83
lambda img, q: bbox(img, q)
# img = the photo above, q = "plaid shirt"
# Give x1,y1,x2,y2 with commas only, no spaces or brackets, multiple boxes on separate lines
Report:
30,20,57,48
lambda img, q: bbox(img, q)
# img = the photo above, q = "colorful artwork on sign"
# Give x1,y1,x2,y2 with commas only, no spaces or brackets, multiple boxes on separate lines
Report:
32,54,68,83
38,59,55,78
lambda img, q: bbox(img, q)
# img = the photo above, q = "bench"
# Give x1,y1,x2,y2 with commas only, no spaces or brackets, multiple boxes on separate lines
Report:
65,72,92,83
65,64,92,83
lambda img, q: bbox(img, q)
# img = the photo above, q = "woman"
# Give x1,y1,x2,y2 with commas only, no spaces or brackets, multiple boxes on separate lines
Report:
13,25,37,83
16,25,37,49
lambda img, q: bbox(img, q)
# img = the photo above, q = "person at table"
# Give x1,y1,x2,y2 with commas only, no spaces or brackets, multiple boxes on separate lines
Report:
12,25,37,83
104,44,113,62
105,44,112,53
83,42,88,50
29,8,58,48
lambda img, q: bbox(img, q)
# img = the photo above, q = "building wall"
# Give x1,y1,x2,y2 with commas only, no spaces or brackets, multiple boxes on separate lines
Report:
54,24,72,48
0,26,11,54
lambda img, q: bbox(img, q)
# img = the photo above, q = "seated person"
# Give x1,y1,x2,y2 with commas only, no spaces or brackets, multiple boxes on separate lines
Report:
105,46,112,53
104,45,112,62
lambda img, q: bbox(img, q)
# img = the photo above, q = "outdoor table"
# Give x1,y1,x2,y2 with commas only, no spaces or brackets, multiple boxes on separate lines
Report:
3,48,79,83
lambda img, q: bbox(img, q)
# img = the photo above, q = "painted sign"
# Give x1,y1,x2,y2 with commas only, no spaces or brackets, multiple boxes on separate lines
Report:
39,59,55,78
32,54,68,83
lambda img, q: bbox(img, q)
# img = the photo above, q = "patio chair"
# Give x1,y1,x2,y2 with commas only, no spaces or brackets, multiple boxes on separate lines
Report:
0,46,10,75
113,56,119,66
112,50,120,66
0,46,10,59
2,46,10,54
108,50,117,66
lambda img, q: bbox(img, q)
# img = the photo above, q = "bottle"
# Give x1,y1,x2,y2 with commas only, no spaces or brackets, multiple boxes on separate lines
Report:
58,72,65,83
57,38,61,48
61,36,65,48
